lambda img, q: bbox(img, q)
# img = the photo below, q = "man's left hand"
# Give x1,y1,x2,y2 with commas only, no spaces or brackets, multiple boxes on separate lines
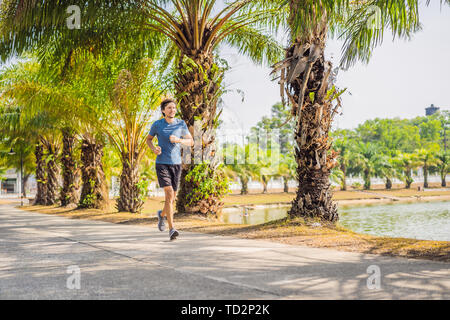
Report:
169,135,180,143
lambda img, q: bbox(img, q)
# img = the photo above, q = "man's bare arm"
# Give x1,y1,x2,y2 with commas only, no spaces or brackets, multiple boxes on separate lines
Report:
147,135,162,155
170,134,194,147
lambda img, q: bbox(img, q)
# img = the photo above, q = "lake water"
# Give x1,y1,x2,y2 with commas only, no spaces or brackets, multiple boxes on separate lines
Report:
218,201,450,241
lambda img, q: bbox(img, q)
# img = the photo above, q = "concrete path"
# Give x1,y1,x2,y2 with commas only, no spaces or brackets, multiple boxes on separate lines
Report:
0,203,448,299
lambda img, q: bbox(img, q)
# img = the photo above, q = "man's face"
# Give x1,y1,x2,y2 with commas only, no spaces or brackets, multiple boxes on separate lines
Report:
163,102,177,118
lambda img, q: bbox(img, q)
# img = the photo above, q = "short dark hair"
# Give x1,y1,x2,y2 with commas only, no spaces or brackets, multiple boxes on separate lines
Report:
160,98,176,117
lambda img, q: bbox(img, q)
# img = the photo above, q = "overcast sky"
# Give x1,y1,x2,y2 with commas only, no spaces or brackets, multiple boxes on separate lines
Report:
219,0,450,134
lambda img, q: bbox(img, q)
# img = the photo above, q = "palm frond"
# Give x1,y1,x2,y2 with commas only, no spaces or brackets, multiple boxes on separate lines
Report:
221,24,284,66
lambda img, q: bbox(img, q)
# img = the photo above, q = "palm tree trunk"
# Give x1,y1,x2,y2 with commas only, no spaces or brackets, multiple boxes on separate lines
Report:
175,52,222,214
45,142,59,206
60,128,79,206
385,177,392,190
423,162,428,188
116,152,143,213
340,164,347,191
79,136,108,209
363,170,371,190
283,176,289,193
262,176,268,193
33,142,47,205
441,169,447,187
22,173,30,198
287,31,339,222
405,169,413,189
240,176,249,195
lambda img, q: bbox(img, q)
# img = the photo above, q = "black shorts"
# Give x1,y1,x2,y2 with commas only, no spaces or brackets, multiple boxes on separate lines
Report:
155,163,182,191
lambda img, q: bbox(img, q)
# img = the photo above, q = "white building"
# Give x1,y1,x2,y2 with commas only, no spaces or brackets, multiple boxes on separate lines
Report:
0,169,36,196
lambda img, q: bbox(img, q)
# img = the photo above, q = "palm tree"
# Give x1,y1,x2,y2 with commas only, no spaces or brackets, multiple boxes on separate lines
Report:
393,152,421,189
0,58,81,206
416,145,439,188
269,0,447,221
0,132,36,197
332,129,354,190
0,104,62,205
140,0,283,213
60,127,80,206
0,63,65,205
352,142,384,190
436,151,449,187
253,141,280,193
377,156,400,190
41,49,170,212
0,1,167,209
223,143,260,195
0,58,108,208
72,56,169,213
277,153,296,193
330,167,344,188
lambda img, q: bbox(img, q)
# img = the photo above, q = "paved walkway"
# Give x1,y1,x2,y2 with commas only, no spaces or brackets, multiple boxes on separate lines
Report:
0,203,448,299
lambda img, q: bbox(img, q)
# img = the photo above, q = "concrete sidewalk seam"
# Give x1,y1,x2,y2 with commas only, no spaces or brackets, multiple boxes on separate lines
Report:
57,236,283,298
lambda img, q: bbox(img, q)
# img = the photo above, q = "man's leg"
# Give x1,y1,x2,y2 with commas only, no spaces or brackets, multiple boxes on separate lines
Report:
162,186,175,230
173,191,177,207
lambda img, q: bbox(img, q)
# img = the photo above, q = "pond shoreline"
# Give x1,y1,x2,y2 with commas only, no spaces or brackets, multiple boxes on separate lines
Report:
221,194,450,210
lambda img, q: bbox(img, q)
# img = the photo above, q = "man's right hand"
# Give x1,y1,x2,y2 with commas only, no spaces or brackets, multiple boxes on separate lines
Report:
152,146,162,155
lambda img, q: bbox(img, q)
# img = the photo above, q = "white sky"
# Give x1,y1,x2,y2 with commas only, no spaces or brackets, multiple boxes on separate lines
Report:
220,0,450,133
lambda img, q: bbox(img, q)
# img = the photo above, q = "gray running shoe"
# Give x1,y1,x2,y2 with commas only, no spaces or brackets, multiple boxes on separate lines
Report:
157,210,166,232
169,228,179,240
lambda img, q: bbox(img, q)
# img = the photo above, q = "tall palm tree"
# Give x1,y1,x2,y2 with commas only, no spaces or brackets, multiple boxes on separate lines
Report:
416,145,439,188
42,49,170,213
393,152,421,189
277,153,296,193
269,0,448,221
332,129,354,190
60,127,80,206
0,122,36,197
0,58,108,208
352,142,384,190
436,151,449,187
140,0,283,213
0,58,82,206
0,1,166,208
223,143,260,195
257,145,280,193
0,102,61,205
377,156,400,190
70,55,170,213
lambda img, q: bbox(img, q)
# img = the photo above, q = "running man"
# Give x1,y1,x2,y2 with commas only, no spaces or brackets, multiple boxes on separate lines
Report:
147,98,194,240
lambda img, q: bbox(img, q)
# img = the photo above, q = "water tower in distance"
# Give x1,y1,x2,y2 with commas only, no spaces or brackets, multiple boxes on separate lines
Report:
425,104,440,116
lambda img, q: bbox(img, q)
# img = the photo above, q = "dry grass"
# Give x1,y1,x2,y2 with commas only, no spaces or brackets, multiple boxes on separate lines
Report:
103,190,377,215
0,200,16,205
374,189,450,198
19,202,450,262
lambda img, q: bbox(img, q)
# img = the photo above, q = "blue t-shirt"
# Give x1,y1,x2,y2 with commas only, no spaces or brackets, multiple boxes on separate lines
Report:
149,118,190,165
